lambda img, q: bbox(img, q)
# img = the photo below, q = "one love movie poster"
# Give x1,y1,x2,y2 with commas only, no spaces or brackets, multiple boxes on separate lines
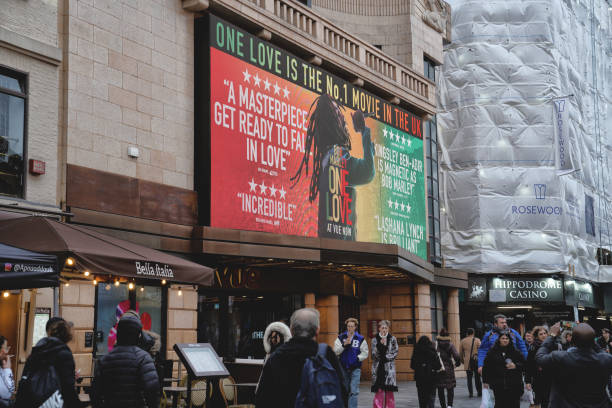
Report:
207,16,427,260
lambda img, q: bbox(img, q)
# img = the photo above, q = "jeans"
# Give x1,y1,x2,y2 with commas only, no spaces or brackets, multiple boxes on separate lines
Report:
437,387,454,407
344,367,361,408
416,384,436,408
466,369,482,396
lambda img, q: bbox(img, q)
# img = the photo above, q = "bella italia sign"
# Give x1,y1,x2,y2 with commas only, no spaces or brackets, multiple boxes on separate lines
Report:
489,277,564,303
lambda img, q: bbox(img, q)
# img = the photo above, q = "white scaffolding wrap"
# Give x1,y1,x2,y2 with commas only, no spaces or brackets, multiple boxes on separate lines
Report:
438,0,612,281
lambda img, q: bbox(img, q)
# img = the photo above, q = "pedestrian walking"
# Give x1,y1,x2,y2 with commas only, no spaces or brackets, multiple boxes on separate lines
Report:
596,328,612,353
524,331,534,349
16,318,82,408
478,314,528,380
256,308,347,408
482,330,525,408
435,328,460,408
91,313,160,408
560,329,572,351
525,326,553,408
0,336,14,408
459,328,482,398
334,318,368,408
410,335,442,408
263,321,292,361
371,320,398,408
536,322,612,408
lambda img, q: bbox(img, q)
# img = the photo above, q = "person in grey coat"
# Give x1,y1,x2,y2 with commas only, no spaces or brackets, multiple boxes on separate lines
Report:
371,320,398,408
536,322,612,408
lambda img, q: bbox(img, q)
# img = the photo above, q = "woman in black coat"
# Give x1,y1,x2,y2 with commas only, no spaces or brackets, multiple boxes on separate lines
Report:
410,336,442,408
482,330,525,408
434,328,460,408
525,326,554,408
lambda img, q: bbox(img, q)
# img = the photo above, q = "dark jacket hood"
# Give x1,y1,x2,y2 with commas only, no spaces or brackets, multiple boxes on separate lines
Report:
272,337,317,360
31,336,69,365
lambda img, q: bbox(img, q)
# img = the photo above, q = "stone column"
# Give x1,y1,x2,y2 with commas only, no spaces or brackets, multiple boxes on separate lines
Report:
415,283,432,339
304,293,316,309
61,282,95,384
315,295,339,347
167,285,198,379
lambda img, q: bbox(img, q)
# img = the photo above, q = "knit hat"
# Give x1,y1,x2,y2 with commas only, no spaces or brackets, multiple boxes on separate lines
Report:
117,311,143,346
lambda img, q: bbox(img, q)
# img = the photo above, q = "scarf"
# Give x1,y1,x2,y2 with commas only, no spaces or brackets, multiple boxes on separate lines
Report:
374,334,390,388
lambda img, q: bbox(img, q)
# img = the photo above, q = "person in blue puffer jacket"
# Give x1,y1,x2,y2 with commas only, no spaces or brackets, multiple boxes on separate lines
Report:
477,314,528,390
334,318,369,408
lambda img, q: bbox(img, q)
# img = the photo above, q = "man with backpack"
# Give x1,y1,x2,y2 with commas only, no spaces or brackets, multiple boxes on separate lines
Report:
477,314,528,389
255,308,348,408
333,317,368,408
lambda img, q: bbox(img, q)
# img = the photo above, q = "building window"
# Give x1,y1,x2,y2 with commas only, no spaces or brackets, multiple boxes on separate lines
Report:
430,286,447,338
424,56,436,82
426,116,441,265
0,69,26,198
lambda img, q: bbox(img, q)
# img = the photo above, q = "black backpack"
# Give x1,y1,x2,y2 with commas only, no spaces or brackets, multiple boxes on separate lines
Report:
15,363,64,408
295,344,344,408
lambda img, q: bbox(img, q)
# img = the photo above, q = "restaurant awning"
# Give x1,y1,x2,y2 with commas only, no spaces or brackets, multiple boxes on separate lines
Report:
0,216,213,286
0,243,59,289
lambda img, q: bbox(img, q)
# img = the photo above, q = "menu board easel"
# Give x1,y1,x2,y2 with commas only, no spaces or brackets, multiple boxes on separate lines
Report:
173,343,229,407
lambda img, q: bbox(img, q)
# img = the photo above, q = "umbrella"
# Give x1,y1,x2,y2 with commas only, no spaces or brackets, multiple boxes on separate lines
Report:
0,242,58,289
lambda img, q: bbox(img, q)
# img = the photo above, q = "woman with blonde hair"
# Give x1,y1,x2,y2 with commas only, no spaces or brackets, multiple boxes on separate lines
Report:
371,320,398,408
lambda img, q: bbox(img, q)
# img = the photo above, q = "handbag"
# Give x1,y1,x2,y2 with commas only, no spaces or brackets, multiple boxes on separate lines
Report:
468,336,478,371
480,388,494,408
435,341,446,373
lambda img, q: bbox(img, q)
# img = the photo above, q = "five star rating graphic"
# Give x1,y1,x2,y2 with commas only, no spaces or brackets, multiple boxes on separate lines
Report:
242,68,290,99
382,127,412,147
248,178,287,199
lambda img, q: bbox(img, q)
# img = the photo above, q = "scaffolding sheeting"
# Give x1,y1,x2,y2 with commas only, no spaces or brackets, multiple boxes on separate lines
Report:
438,0,612,281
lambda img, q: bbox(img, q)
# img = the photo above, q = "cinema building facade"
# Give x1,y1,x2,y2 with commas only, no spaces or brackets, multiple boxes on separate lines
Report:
1,0,460,382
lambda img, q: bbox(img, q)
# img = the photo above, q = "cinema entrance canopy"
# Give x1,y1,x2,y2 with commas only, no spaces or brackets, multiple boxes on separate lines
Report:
194,226,434,284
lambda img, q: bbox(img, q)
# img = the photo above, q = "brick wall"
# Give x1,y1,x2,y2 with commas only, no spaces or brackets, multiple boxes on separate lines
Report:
64,0,195,189
167,285,198,379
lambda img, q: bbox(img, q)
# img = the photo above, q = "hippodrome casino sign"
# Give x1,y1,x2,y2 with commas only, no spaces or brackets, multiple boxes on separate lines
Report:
205,15,427,260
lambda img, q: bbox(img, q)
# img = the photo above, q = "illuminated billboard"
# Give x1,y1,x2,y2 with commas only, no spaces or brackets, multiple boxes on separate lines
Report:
200,15,427,259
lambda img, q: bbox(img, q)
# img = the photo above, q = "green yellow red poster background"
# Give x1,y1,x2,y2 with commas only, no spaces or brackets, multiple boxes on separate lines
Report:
208,16,427,260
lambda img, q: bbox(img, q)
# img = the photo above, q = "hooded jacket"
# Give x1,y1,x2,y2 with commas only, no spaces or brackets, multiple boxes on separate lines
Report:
478,327,527,368
263,322,292,358
255,337,348,408
434,336,460,389
19,336,82,408
92,314,159,408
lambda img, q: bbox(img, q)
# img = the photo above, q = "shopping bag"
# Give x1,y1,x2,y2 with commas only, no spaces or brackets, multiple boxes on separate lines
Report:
521,388,534,404
480,388,494,408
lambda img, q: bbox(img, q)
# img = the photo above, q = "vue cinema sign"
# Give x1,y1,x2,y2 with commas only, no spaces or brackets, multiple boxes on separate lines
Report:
489,277,564,303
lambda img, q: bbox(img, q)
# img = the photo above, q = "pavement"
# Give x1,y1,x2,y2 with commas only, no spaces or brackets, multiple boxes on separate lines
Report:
357,380,531,407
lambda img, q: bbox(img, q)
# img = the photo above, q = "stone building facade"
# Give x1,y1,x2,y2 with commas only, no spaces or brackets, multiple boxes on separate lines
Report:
1,0,461,387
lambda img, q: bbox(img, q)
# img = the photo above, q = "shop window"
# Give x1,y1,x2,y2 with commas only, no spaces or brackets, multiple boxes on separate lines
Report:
430,286,448,338
198,293,303,359
0,69,26,198
94,283,164,358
